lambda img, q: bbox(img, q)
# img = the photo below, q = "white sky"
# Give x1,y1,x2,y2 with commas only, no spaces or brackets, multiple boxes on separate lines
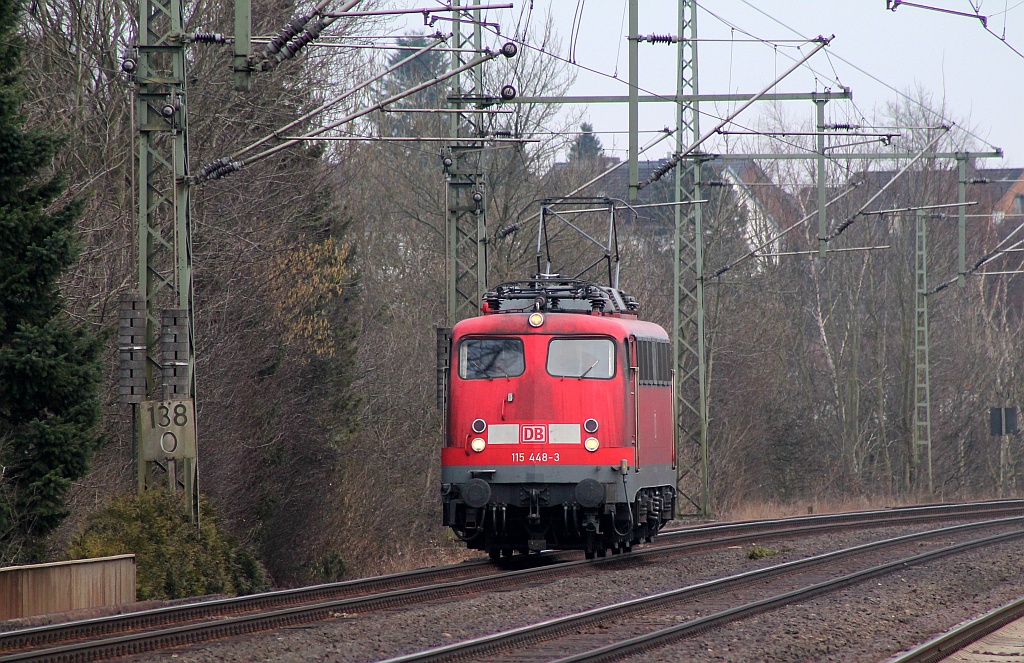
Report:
391,1,1024,167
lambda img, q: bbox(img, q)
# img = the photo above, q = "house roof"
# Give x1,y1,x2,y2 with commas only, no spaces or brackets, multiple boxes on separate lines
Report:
547,156,802,229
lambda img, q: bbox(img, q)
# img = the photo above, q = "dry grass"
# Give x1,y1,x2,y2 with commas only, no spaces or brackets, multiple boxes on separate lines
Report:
719,496,899,522
712,490,1020,524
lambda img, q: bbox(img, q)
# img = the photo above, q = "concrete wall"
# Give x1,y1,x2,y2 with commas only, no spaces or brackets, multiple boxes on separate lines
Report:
0,555,136,620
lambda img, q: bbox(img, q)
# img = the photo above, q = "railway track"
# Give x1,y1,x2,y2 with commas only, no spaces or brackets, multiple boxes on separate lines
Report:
889,594,1024,663
380,518,1024,663
2,500,1022,662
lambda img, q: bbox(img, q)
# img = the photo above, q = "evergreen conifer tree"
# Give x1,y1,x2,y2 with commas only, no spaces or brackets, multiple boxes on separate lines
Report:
380,36,447,138
0,0,103,561
568,122,604,163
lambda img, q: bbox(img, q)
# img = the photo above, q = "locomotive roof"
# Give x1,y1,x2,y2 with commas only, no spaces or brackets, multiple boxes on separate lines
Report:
481,277,639,315
452,277,667,339
453,309,669,340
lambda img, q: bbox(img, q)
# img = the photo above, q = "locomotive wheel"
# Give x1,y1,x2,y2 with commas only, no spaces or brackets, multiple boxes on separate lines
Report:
585,550,596,560
489,549,501,561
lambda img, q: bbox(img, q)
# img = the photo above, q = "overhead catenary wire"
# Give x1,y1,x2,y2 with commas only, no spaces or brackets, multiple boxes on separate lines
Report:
710,139,980,280
485,7,914,185
697,0,870,128
281,135,536,142
823,127,948,242
638,36,832,190
931,217,1024,293
452,1,991,184
471,15,836,161
733,0,1001,153
230,34,449,161
497,128,678,238
709,182,862,279
193,44,515,183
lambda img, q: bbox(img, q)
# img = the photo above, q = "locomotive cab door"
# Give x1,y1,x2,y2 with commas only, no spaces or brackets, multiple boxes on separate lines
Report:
630,335,673,470
627,335,640,469
436,327,452,437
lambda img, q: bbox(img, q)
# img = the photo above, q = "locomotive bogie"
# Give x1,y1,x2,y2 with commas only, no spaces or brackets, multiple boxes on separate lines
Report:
442,481,676,557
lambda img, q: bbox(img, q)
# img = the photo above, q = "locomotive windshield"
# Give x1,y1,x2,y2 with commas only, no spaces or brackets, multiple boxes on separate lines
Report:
547,338,615,379
459,337,525,379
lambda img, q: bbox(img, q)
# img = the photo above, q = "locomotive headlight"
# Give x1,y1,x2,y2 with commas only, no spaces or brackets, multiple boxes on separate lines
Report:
470,437,487,452
583,418,599,434
472,418,487,434
584,437,600,452
528,312,544,327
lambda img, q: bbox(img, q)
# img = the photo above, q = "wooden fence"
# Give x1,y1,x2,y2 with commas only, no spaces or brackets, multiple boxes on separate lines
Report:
0,555,136,620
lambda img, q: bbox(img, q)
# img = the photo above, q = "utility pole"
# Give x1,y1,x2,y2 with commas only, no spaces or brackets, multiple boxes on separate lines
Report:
444,1,490,327
131,0,512,451
672,0,711,518
234,0,253,92
913,208,933,494
120,0,198,519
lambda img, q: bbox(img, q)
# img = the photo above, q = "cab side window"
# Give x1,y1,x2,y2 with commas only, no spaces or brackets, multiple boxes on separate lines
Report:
636,339,671,386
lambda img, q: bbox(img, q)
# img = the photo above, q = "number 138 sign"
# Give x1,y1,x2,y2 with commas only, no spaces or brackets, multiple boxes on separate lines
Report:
139,399,197,461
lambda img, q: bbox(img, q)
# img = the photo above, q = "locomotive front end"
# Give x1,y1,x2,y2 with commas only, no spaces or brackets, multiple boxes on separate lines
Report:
439,280,676,559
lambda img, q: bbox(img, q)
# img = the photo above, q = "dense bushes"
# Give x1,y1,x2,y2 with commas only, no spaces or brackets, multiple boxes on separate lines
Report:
68,491,268,600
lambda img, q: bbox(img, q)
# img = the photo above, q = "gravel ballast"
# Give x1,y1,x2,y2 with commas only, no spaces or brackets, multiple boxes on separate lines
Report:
105,523,1024,662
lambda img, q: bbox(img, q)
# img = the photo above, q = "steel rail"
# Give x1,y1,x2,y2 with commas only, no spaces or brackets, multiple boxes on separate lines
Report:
2,499,1013,653
887,595,1024,663
0,558,506,653
657,499,1024,541
381,519,1024,663
552,527,1024,663
3,500,1023,660
0,569,560,663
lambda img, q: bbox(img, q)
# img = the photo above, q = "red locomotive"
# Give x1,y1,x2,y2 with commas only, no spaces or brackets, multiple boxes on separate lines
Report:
439,277,677,559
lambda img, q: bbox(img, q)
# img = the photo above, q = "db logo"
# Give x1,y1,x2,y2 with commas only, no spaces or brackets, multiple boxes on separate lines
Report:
520,425,546,443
